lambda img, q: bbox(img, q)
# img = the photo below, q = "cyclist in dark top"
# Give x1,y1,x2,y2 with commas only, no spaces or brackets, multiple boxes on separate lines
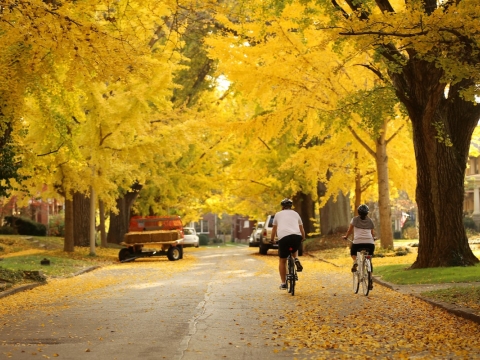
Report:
271,198,306,290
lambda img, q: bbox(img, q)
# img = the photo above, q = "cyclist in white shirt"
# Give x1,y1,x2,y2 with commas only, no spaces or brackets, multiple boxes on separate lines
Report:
270,198,306,290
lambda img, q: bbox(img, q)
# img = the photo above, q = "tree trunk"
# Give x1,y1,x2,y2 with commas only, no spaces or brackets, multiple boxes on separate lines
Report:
99,199,107,248
375,125,394,249
107,183,143,244
354,152,362,210
64,197,74,252
73,192,90,247
390,61,480,267
318,181,351,235
292,192,315,236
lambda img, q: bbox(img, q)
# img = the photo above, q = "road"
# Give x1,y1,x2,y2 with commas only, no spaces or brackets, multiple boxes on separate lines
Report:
2,245,480,359
0,245,299,360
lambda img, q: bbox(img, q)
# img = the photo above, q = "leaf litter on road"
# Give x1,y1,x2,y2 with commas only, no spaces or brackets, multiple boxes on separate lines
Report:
256,254,480,359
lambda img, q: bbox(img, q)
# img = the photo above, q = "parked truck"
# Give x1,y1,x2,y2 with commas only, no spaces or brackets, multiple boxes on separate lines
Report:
118,216,185,262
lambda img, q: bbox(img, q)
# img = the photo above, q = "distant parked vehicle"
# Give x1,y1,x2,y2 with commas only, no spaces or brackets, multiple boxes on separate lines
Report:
249,221,264,247
183,227,199,248
258,215,303,256
259,215,277,255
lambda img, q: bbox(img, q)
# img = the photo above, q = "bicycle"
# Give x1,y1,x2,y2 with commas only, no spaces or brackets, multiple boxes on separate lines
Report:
343,237,373,296
286,247,298,296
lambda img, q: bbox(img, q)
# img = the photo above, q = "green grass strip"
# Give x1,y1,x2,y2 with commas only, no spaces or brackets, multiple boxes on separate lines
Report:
375,263,480,285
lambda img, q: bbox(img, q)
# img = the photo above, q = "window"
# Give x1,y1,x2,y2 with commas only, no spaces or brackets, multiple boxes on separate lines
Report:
194,220,209,233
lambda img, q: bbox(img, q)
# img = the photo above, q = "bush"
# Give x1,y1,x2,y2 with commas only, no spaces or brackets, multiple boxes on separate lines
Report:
403,227,418,239
4,216,47,236
402,219,415,229
393,230,402,239
463,217,476,230
198,234,209,246
212,238,223,244
0,226,15,235
48,214,65,236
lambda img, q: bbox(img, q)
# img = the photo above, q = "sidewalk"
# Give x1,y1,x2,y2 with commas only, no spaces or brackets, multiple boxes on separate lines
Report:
374,276,480,325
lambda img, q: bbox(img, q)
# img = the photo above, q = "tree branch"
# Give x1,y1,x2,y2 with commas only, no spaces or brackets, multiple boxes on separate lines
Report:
258,137,271,151
37,143,64,157
348,126,375,158
386,124,405,144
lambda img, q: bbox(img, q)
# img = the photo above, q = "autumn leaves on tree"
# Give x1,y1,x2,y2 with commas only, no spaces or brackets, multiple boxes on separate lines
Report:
1,0,479,267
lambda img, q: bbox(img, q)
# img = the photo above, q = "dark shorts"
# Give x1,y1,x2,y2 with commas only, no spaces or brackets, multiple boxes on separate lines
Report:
350,243,375,257
278,234,302,258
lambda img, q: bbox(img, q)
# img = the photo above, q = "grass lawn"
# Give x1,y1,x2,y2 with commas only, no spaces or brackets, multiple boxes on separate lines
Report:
375,263,480,285
421,286,480,314
0,235,120,286
0,254,98,277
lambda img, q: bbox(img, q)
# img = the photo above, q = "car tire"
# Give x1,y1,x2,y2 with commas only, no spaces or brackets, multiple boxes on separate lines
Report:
259,243,269,255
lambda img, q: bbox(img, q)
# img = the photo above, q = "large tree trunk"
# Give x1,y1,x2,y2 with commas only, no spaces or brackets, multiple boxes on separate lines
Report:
375,125,394,249
107,184,143,244
391,61,480,267
292,192,315,236
64,197,74,252
318,180,351,235
73,192,91,247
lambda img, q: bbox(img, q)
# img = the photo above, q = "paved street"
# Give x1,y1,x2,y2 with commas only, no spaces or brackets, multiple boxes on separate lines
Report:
0,246,298,359
1,246,480,359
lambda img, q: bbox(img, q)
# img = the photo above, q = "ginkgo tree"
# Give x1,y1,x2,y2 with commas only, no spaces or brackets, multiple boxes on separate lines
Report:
207,0,480,267
5,0,187,252
205,3,416,247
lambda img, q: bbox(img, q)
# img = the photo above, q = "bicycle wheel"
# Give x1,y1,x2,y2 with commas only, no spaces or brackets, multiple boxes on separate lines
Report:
289,258,295,296
286,256,295,296
361,259,370,296
352,267,360,294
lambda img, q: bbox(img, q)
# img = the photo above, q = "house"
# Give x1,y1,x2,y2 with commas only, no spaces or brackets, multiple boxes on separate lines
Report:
188,213,255,243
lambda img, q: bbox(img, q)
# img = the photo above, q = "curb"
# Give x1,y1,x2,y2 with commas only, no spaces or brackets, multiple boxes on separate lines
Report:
0,266,101,299
0,283,44,299
373,276,480,325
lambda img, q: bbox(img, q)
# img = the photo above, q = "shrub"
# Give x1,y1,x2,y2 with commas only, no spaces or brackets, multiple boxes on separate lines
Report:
393,230,402,239
198,234,209,246
48,214,65,236
403,227,418,239
4,216,47,236
402,219,415,229
0,226,15,235
212,238,223,244
463,217,476,230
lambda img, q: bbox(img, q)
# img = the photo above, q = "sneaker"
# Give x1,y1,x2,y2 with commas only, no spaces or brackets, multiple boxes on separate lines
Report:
351,263,358,273
279,283,287,290
295,258,303,272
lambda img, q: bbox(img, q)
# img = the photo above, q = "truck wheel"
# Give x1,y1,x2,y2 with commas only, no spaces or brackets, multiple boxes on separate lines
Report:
119,248,132,262
259,243,269,255
167,246,182,261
